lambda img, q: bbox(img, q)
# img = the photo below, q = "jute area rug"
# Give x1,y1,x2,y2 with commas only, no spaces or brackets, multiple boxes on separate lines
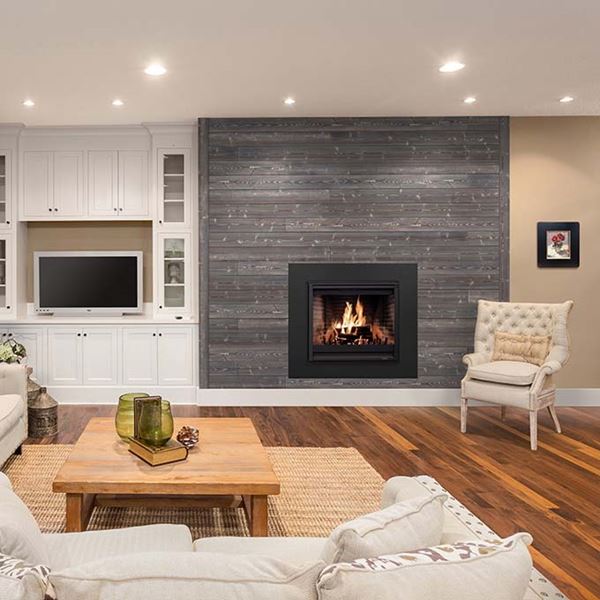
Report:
2,445,383,539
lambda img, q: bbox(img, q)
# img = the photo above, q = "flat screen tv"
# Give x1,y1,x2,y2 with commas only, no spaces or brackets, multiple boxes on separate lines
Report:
34,251,143,316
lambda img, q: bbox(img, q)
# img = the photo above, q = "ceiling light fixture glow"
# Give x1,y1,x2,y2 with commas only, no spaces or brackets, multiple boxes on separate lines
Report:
283,96,296,106
112,99,124,107
463,96,477,104
23,99,35,107
144,63,167,76
439,61,465,73
559,95,574,103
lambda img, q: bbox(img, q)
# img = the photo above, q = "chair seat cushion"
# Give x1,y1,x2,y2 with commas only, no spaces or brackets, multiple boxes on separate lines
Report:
468,361,539,386
42,524,193,571
0,395,24,440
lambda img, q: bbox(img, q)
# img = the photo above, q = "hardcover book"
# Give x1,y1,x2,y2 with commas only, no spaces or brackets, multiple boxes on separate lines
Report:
128,437,189,466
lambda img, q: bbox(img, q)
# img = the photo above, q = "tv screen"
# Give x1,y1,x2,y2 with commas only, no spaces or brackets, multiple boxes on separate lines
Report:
35,252,142,314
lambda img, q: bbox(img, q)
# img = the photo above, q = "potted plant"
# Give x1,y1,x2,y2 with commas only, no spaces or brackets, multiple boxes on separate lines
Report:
0,338,26,364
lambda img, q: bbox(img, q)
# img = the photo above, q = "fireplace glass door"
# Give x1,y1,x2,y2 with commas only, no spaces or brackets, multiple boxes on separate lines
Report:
310,284,397,361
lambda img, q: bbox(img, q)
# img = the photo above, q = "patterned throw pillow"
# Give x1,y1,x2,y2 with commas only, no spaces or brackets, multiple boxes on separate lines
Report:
492,331,551,366
317,533,533,600
0,553,56,600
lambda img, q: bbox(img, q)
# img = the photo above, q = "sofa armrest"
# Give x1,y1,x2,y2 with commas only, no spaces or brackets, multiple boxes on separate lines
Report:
462,353,487,367
0,364,28,414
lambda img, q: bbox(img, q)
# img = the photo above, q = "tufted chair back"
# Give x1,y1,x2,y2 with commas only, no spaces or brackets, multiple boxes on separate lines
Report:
473,300,574,366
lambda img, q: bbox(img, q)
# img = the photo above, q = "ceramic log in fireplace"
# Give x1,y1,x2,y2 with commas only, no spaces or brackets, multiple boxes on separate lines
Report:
289,264,417,379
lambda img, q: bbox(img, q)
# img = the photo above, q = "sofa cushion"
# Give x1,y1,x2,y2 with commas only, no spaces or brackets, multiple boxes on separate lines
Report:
320,492,446,564
194,536,327,565
492,331,551,366
0,477,49,566
468,361,539,386
43,524,193,571
0,395,24,440
0,552,56,600
317,533,533,600
50,552,324,600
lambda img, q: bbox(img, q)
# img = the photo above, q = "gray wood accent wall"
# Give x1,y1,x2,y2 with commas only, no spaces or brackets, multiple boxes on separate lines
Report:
199,117,510,388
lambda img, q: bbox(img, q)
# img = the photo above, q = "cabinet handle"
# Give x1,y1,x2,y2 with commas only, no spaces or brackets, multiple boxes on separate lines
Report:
158,220,163,224
48,208,52,212
7,333,12,338
158,333,162,337
159,305,163,309
152,332,156,336
113,207,117,212
6,306,10,310
119,207,123,211
77,333,81,337
83,333,87,337
6,221,9,225
54,208,58,212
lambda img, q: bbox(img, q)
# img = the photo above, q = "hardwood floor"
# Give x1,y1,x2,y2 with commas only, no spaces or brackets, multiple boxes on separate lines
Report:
26,405,600,600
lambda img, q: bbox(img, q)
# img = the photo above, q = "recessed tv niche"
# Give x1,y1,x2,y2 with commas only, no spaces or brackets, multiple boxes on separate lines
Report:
34,251,143,316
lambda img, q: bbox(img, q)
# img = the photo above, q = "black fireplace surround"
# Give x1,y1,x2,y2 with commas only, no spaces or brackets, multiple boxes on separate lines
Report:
288,263,417,378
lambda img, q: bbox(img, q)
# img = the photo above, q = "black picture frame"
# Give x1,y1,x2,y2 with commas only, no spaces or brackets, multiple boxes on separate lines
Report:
537,222,580,268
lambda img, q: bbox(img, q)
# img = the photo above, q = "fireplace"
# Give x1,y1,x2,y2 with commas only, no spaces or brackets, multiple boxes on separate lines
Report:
289,264,417,379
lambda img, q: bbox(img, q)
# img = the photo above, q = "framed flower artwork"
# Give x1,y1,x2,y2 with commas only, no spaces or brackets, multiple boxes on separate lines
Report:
537,222,580,268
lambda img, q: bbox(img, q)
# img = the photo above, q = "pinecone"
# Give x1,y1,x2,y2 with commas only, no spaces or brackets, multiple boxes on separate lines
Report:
177,426,199,449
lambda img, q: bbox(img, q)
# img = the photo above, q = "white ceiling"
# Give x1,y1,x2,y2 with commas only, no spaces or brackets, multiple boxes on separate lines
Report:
2,0,600,126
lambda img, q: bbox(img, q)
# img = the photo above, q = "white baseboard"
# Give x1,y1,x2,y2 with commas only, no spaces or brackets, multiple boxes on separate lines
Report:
47,386,198,405
44,386,600,407
196,387,600,407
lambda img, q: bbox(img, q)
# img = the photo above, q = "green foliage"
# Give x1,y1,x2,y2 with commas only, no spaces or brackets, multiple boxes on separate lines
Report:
0,338,27,364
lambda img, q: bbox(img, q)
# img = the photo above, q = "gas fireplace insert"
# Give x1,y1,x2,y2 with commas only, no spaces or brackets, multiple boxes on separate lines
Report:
289,263,417,379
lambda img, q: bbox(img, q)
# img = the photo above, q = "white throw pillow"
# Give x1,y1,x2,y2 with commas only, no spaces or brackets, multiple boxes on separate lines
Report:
317,532,533,600
50,551,324,600
0,481,49,566
320,492,447,564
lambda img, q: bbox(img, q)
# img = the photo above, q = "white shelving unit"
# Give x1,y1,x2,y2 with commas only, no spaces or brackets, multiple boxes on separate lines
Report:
0,123,198,404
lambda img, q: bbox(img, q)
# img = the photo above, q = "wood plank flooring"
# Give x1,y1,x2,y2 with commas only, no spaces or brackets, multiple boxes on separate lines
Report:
26,405,600,600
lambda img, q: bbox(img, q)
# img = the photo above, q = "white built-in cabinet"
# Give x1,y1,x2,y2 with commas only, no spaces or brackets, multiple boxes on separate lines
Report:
22,151,85,218
0,151,13,227
122,326,194,386
156,233,192,317
21,149,149,220
157,149,191,228
6,324,196,392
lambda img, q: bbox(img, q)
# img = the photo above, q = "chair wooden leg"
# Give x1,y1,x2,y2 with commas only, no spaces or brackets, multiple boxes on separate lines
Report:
547,405,562,434
529,410,538,451
460,398,468,433
14,445,22,456
500,406,507,421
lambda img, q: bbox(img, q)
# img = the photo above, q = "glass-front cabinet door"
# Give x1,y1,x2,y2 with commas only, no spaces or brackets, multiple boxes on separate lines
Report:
158,149,190,228
157,233,192,317
0,152,11,227
0,235,13,314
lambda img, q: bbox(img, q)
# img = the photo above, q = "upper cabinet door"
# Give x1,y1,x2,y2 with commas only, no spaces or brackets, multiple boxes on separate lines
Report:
88,151,118,216
158,149,190,228
0,152,12,227
53,151,85,217
118,151,149,217
22,151,53,218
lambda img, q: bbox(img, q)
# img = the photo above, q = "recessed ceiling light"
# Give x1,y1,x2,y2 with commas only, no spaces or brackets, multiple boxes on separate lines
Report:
112,99,124,107
464,96,477,104
439,61,465,73
559,95,574,103
23,99,35,107
144,63,167,76
283,97,296,106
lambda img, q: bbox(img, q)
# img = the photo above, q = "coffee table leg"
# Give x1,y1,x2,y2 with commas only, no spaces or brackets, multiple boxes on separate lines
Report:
65,493,95,532
248,495,268,537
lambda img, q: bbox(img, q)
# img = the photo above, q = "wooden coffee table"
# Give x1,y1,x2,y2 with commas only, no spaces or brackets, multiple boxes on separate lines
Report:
52,417,280,535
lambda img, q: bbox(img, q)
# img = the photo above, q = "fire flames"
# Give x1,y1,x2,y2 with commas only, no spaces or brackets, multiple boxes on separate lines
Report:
321,296,389,346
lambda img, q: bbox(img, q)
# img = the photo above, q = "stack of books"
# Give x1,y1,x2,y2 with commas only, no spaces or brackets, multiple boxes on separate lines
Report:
128,437,188,466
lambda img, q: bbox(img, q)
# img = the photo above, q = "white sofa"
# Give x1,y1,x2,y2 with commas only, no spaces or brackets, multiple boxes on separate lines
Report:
0,364,28,466
0,472,567,600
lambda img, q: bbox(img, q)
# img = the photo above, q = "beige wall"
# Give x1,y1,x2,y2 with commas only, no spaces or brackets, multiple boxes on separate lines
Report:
510,117,600,388
26,222,153,302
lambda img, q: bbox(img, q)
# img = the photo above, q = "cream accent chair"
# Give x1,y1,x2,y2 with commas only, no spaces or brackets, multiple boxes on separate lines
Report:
461,300,573,450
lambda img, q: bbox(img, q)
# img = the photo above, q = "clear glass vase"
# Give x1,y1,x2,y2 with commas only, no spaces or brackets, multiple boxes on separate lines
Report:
115,392,150,441
137,400,174,447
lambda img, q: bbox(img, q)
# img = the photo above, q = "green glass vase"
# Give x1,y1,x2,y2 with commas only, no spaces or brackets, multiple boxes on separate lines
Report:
115,392,150,441
137,400,174,447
